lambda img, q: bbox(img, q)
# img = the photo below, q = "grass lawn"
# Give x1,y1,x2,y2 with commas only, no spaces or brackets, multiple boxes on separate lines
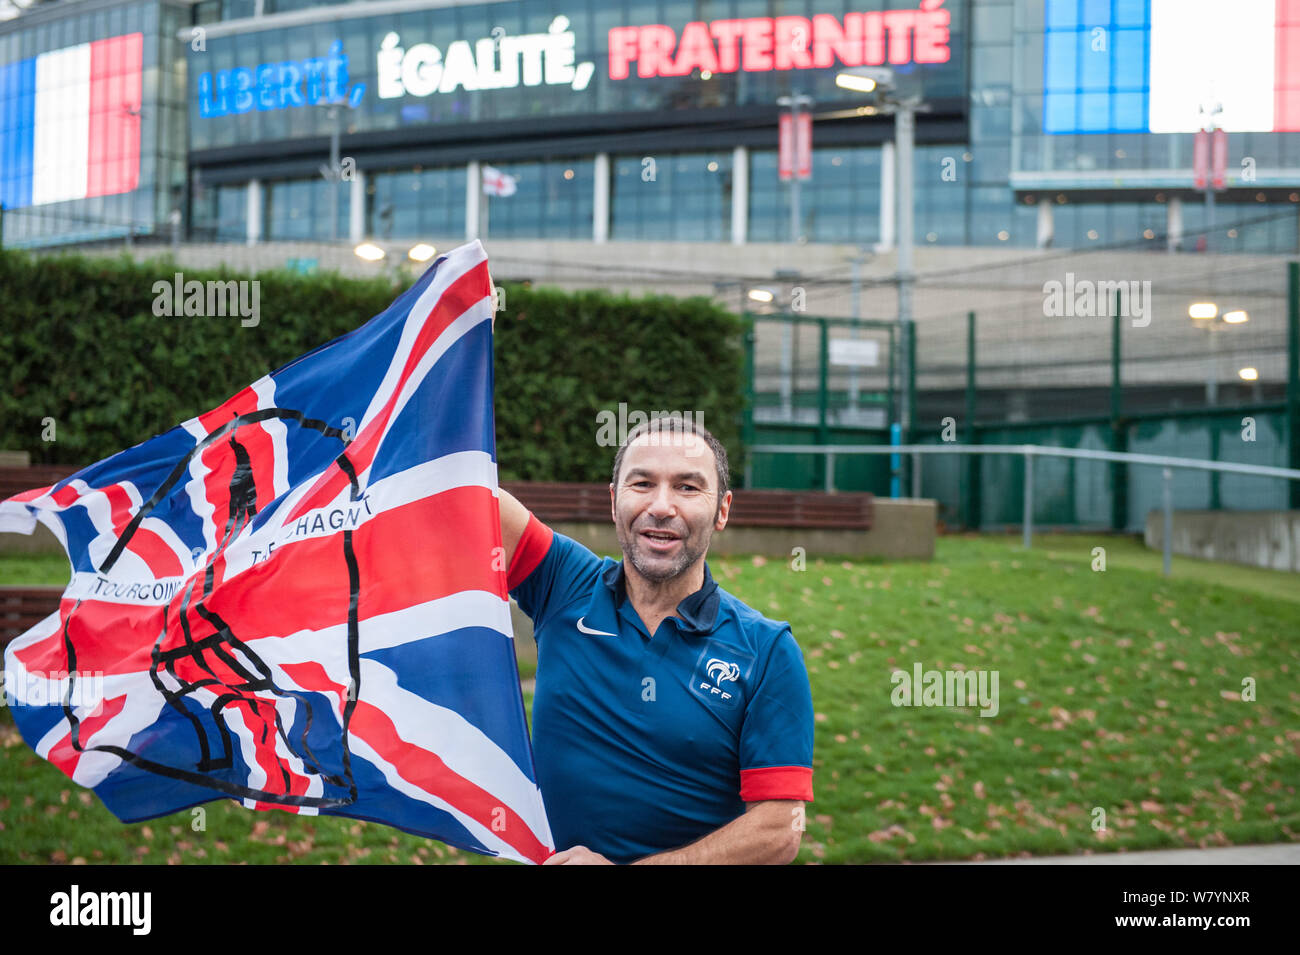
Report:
1,534,1296,864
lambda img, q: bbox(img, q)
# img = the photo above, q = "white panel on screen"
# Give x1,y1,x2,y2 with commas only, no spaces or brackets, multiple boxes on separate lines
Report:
32,43,90,206
1149,0,1276,133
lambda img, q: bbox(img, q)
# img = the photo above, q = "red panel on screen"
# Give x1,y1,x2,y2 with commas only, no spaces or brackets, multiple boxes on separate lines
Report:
1276,0,1300,131
87,32,142,199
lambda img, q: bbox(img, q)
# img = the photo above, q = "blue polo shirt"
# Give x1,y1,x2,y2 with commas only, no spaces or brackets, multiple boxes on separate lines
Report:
508,514,815,864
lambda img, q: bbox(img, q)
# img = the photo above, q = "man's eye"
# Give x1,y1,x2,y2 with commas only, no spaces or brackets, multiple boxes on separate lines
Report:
679,485,698,492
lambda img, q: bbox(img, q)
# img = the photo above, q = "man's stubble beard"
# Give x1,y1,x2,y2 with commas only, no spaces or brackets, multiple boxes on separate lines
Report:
615,507,715,583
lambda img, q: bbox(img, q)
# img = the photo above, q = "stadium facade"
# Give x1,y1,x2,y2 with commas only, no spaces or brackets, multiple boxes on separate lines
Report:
2,0,1300,253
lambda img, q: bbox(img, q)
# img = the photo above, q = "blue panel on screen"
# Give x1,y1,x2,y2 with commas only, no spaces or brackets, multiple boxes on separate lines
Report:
1078,34,1112,91
1046,0,1081,30
1113,0,1150,28
1045,31,1080,91
1078,92,1112,131
1044,93,1079,133
1112,28,1148,89
1111,91,1148,131
1082,0,1111,26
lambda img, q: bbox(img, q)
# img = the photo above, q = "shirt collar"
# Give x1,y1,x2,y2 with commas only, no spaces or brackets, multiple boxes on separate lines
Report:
600,558,721,636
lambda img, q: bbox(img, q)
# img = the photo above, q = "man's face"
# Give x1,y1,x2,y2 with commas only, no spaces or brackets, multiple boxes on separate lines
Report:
610,433,731,583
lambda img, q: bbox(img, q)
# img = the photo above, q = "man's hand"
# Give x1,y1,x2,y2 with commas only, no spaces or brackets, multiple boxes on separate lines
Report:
544,845,615,865
632,800,804,865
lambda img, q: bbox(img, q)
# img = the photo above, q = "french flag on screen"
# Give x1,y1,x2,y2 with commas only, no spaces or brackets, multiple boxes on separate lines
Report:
0,32,142,210
1044,0,1300,134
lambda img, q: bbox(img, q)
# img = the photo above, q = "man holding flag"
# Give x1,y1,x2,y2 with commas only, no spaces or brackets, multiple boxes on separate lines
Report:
499,414,815,864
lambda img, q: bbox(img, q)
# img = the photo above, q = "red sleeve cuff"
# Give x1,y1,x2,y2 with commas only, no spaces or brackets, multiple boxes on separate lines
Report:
506,511,554,590
739,765,814,802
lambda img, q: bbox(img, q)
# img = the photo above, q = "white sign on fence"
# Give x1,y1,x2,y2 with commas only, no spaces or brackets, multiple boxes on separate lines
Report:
829,338,880,367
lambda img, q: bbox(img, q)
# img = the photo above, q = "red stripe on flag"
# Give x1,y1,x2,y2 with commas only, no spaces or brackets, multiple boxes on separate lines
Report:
4,484,53,504
279,661,549,860
99,482,184,577
351,698,552,864
198,484,502,644
51,484,82,508
86,33,142,198
198,535,352,639
351,485,507,615
45,692,128,778
14,599,165,677
286,260,492,524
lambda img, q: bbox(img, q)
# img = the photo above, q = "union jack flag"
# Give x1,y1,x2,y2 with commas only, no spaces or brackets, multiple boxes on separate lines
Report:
0,239,554,864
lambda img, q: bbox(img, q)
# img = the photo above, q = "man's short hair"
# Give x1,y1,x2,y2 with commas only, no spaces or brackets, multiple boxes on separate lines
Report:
611,414,730,515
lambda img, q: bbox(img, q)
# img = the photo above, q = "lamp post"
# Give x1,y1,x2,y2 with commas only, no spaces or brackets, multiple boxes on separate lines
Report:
836,65,925,439
776,93,813,242
1189,302,1249,405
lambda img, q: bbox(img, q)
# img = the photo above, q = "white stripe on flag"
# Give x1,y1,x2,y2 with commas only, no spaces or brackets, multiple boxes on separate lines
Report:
33,43,91,205
251,375,293,500
352,240,489,467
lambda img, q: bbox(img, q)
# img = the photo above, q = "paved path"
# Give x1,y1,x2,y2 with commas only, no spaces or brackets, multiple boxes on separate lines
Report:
947,844,1299,865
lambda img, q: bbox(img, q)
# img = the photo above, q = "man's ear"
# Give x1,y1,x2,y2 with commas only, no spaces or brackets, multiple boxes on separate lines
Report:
609,482,617,523
714,490,733,531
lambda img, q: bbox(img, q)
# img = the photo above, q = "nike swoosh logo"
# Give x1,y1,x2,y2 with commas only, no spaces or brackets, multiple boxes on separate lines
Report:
576,616,617,637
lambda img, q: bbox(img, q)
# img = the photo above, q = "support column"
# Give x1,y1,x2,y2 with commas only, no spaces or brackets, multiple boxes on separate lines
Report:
246,179,262,246
732,145,748,245
878,140,896,251
349,169,365,242
1036,199,1054,248
1167,196,1183,252
593,152,610,243
466,161,481,240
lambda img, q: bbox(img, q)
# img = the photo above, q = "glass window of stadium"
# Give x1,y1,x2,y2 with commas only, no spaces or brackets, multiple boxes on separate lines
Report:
191,183,249,242
610,152,731,242
367,166,467,238
481,158,593,239
750,146,881,244
263,178,349,241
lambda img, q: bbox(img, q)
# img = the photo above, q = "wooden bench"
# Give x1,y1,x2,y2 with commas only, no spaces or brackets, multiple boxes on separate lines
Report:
0,587,62,650
0,465,77,502
502,481,873,530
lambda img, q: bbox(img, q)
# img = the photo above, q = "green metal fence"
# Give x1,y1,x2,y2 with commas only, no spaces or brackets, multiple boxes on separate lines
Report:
742,261,1300,533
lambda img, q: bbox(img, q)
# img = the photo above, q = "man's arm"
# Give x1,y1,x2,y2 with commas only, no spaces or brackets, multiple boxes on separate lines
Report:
545,800,804,865
499,486,531,572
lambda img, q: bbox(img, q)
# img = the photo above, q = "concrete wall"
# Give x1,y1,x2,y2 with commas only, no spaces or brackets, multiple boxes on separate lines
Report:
1144,509,1300,572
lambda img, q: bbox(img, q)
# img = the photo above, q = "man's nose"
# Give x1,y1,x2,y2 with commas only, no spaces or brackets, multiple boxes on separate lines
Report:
647,483,676,517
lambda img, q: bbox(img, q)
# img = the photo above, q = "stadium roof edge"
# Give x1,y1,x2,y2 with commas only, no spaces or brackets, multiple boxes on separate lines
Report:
176,0,513,41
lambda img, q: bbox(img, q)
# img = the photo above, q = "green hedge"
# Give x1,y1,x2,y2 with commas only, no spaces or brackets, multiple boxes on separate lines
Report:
0,250,745,483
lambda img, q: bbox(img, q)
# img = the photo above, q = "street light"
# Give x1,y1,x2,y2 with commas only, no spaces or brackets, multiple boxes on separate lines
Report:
1188,302,1249,404
835,64,923,441
354,242,385,262
408,243,437,263
835,72,878,94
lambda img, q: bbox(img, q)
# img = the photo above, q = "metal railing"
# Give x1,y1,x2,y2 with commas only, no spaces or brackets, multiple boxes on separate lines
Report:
747,443,1300,575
